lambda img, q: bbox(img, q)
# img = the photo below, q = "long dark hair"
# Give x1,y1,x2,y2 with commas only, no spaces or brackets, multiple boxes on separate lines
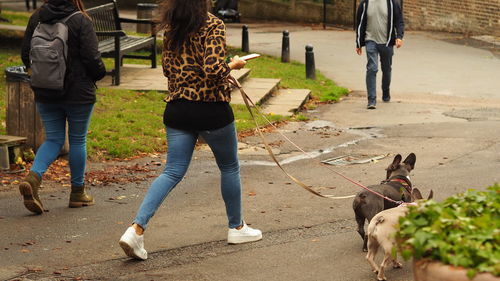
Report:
157,0,208,53
70,0,89,18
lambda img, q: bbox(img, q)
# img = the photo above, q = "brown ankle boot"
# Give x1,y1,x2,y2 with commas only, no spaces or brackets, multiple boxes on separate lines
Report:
19,171,44,214
69,185,94,208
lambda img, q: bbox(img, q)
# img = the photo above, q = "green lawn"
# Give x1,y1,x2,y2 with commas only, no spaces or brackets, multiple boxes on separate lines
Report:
0,10,31,26
228,47,349,102
0,28,348,160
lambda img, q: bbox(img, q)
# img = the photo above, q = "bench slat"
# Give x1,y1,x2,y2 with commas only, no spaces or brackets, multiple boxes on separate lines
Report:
98,36,154,53
86,0,156,85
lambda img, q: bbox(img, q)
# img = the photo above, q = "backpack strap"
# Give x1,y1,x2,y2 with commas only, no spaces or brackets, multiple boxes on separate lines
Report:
60,11,82,23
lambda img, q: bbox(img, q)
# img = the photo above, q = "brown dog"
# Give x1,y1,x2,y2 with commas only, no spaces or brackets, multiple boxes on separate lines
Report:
366,188,433,281
352,153,416,251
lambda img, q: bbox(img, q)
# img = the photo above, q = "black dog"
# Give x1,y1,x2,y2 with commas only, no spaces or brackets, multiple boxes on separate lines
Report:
352,153,416,251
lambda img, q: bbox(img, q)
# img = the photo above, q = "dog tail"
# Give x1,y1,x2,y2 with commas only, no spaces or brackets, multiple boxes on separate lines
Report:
352,193,366,211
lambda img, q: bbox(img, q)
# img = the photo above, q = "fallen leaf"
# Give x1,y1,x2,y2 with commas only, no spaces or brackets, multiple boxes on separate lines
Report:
248,191,257,196
21,249,30,253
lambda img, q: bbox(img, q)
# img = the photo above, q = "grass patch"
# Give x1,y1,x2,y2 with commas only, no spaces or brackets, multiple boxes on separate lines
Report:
88,88,166,159
0,9,30,26
228,47,349,102
232,104,285,131
0,31,347,159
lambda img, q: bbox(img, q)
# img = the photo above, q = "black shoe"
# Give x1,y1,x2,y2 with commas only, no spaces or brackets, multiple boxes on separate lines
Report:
367,104,376,109
382,93,391,102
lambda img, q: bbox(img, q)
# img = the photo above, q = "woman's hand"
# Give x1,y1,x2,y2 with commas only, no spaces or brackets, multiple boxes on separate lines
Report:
228,55,247,70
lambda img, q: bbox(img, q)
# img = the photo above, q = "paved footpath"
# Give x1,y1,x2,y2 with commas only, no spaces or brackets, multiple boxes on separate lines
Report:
226,23,500,100
1,21,500,281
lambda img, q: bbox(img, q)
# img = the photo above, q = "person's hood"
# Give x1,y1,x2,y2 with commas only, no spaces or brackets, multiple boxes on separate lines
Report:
39,0,78,23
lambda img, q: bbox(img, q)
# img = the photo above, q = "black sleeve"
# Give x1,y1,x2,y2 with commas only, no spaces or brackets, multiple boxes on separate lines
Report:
355,0,366,48
21,12,40,67
78,15,106,81
393,1,404,39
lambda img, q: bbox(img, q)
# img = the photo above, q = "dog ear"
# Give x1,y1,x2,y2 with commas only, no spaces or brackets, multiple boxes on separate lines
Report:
427,189,434,200
392,154,402,167
411,188,423,200
386,154,402,179
403,153,416,170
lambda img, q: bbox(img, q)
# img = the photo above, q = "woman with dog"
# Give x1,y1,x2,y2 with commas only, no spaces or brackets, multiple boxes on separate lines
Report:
19,0,106,214
118,0,262,260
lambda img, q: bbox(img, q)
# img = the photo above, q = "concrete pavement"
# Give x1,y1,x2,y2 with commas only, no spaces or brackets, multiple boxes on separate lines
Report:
1,22,500,281
226,24,500,100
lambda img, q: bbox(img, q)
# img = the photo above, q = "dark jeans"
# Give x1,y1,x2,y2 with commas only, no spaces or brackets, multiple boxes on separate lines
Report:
31,102,94,186
365,40,394,105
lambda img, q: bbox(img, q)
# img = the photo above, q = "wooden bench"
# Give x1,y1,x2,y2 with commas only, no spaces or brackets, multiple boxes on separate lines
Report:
86,0,157,86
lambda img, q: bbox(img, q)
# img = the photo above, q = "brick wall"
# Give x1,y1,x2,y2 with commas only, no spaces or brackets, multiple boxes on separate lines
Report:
403,0,500,36
239,0,354,25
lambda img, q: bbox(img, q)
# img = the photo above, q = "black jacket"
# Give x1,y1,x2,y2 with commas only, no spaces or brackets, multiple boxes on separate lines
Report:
21,0,106,104
355,0,404,48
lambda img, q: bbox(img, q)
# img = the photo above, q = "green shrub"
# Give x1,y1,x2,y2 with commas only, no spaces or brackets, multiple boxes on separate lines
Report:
397,184,500,278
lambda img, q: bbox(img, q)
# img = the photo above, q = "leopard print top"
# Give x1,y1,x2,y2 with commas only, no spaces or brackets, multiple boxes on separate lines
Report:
162,13,232,103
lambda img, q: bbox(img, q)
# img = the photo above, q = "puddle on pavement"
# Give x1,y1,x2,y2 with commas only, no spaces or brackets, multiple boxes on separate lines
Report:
240,122,384,166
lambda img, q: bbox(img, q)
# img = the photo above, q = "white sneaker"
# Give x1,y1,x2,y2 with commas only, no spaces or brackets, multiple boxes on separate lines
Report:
119,226,148,260
227,222,262,244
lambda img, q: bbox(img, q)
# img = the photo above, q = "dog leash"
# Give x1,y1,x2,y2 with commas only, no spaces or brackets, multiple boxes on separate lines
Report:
229,75,403,204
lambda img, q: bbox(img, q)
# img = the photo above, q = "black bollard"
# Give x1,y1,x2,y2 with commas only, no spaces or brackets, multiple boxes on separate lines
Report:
281,30,290,63
305,45,316,80
242,25,249,53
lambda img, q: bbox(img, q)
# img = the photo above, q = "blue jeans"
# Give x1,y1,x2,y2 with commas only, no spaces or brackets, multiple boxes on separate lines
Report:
365,40,394,105
31,102,94,186
134,122,243,229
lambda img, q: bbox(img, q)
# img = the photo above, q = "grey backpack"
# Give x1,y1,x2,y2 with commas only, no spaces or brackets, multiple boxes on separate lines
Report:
29,11,81,91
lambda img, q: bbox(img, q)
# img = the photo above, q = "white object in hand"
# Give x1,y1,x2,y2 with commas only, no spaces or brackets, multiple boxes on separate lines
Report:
239,53,261,61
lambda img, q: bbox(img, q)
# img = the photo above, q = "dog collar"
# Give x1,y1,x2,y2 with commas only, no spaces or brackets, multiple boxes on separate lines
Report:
389,178,412,194
390,178,410,186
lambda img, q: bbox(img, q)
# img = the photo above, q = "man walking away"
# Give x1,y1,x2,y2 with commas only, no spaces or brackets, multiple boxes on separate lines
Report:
355,0,404,109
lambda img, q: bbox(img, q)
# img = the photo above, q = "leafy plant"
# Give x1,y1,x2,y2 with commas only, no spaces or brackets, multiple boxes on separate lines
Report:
397,184,500,278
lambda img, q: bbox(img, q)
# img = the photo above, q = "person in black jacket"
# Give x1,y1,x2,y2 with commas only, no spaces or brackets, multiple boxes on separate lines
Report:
355,0,404,109
19,0,106,214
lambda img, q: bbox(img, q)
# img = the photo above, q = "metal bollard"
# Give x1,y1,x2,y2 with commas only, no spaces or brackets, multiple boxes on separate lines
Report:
305,45,316,80
242,25,249,53
281,30,290,63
